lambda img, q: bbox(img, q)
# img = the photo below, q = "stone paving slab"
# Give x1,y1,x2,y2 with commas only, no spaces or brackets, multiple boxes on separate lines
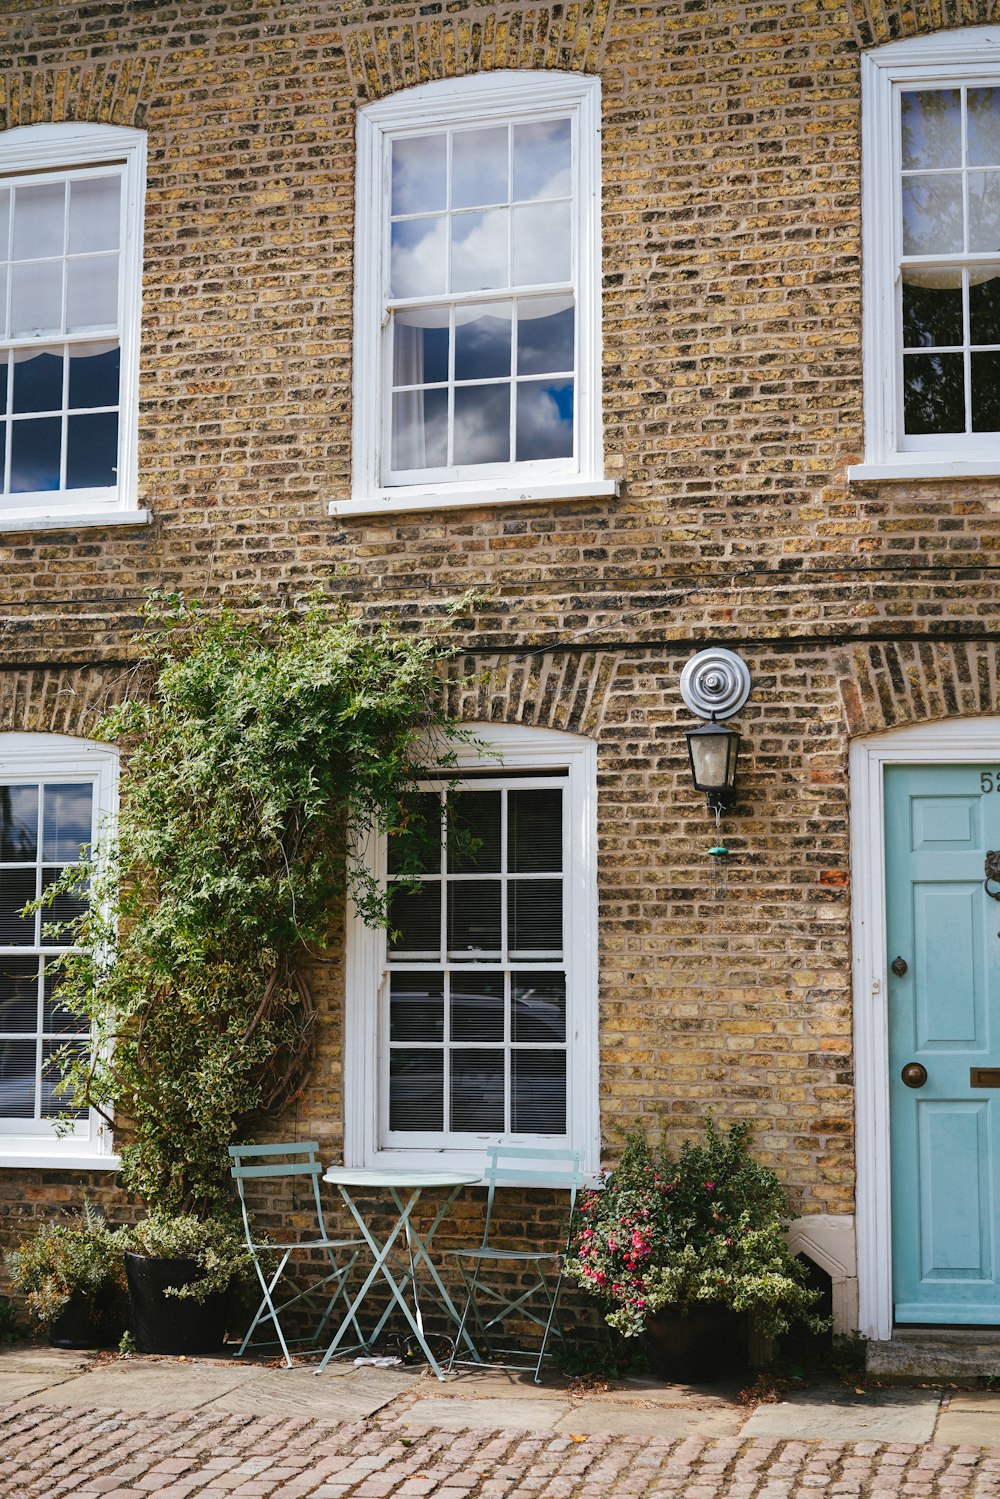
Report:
212,1366,418,1419
402,1394,573,1431
551,1403,743,1438
17,1358,258,1412
936,1409,1000,1446
739,1386,942,1444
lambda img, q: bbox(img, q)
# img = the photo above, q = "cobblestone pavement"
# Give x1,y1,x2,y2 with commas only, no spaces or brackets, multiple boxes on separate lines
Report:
2,1403,1000,1499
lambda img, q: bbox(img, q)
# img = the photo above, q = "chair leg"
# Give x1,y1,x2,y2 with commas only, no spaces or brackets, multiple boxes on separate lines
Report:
533,1266,566,1384
239,1249,296,1368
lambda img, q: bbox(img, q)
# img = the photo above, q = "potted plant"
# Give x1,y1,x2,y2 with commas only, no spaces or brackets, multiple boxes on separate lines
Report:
36,593,465,1353
565,1120,826,1382
118,1215,255,1355
5,1207,126,1349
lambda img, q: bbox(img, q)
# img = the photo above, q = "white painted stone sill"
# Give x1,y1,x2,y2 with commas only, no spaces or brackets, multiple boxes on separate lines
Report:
848,461,1000,481
0,1151,120,1171
0,509,151,535
329,480,619,519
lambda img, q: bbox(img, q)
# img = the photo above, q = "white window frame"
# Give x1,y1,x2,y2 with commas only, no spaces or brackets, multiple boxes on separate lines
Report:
337,71,616,519
852,29,1000,481
0,122,149,532
0,732,119,1169
344,724,599,1180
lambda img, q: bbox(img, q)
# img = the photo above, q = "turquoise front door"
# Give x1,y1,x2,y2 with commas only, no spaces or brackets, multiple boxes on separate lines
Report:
886,763,1000,1324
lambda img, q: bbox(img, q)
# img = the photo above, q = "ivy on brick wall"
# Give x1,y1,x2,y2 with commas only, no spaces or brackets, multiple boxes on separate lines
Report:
40,593,467,1217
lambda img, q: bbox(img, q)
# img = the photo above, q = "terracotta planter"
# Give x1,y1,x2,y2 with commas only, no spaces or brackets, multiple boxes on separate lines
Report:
124,1251,228,1355
642,1304,743,1383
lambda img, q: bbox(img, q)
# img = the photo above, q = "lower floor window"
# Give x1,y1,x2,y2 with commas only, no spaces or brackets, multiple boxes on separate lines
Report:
345,726,599,1174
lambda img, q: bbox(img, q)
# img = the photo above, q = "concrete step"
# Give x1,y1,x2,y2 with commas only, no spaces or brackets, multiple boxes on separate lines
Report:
868,1329,1000,1382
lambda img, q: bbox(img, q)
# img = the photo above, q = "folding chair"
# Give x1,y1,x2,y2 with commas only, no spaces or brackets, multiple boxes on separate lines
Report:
447,1145,585,1384
229,1141,365,1368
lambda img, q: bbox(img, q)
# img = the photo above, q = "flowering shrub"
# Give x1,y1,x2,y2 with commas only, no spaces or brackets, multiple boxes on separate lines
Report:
565,1121,826,1339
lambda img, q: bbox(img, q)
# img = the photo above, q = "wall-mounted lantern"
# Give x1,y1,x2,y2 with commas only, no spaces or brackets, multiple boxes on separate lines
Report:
679,648,751,817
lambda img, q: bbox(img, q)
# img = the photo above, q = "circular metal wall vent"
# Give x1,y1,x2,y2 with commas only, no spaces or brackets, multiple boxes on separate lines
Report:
679,648,751,721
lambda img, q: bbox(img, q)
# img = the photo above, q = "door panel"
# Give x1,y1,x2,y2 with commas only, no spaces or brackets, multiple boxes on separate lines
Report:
886,765,1000,1324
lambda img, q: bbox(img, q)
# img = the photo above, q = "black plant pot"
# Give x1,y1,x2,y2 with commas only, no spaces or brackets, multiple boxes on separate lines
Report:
642,1304,744,1383
48,1293,105,1350
124,1251,228,1355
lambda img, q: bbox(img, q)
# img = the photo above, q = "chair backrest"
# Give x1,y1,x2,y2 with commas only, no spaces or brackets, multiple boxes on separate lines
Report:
229,1141,329,1244
479,1145,585,1253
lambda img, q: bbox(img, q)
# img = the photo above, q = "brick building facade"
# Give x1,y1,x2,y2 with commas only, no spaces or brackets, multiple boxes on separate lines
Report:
1,0,1000,1358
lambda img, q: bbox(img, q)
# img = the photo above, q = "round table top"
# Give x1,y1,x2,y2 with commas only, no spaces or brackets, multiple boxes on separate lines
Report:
322,1167,482,1189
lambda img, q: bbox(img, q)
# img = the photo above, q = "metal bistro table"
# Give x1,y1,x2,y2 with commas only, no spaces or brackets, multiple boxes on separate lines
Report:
318,1168,481,1380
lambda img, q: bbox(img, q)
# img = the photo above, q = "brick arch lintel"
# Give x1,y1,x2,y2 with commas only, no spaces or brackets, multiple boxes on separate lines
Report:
0,666,130,742
0,55,162,131
337,0,616,103
837,639,1000,739
845,1,1000,51
442,649,618,739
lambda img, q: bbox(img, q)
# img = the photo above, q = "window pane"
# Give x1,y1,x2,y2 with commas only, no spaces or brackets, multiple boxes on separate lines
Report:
0,266,7,340
970,268,1000,345
12,350,62,415
901,89,961,170
0,786,37,861
43,961,87,1036
903,352,965,434
447,879,501,957
389,1048,443,1131
68,177,120,253
0,869,36,944
0,189,10,259
13,182,64,260
66,411,118,489
393,311,449,388
972,350,1000,430
66,255,118,332
391,134,447,217
451,972,504,1042
902,270,962,348
11,261,62,337
10,418,61,492
454,305,512,382
902,174,963,256
508,878,562,954
447,790,501,872
390,973,443,1042
450,1048,504,1131
386,791,442,876
452,210,508,293
0,958,39,1033
517,298,574,375
512,1050,565,1134
388,881,441,956
391,217,448,298
391,387,448,470
969,171,1000,254
43,784,93,862
0,1039,35,1118
512,973,566,1044
509,789,562,873
453,127,508,210
41,868,87,935
516,380,574,461
513,202,571,285
41,1039,87,1119
969,88,1000,168
514,120,572,202
453,383,509,466
68,341,120,409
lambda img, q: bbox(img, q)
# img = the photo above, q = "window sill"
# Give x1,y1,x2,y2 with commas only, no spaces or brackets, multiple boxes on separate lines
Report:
0,1148,120,1171
330,479,619,519
0,508,151,535
847,461,1000,482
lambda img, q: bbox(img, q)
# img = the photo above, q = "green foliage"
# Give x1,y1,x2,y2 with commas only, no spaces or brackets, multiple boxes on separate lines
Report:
565,1120,827,1340
120,1214,255,1302
38,593,467,1217
0,1297,23,1343
5,1207,124,1327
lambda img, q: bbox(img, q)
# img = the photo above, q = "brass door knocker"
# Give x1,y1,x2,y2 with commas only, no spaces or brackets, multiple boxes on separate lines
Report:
984,851,1000,901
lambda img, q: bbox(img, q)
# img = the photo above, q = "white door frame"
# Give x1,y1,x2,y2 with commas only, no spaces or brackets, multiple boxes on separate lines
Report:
851,718,1000,1339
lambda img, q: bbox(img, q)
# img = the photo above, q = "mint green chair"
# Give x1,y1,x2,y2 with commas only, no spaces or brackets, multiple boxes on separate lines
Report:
447,1145,585,1384
229,1141,364,1367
